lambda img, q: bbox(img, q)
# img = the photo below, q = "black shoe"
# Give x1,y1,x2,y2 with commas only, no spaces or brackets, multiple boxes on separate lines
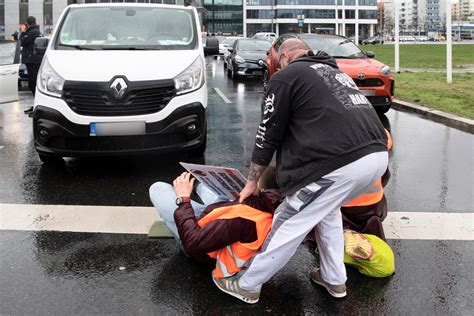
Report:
24,107,34,114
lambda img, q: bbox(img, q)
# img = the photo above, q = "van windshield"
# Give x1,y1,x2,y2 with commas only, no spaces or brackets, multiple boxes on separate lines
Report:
56,6,197,50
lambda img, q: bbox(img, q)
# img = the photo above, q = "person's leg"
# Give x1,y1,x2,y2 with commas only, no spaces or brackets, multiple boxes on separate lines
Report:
238,151,388,291
149,182,207,242
26,63,39,95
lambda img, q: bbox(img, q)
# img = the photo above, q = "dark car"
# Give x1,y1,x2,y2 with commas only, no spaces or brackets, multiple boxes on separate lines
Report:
362,36,384,45
226,39,271,80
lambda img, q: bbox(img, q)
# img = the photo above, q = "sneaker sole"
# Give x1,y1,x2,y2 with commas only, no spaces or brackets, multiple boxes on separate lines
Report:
311,276,347,298
212,277,259,304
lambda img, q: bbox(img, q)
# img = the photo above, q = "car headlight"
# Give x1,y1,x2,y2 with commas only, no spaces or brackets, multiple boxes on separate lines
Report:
37,58,65,98
235,55,245,64
174,56,204,95
381,65,391,76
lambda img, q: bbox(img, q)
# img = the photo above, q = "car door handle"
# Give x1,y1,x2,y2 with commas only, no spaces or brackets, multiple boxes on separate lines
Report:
0,70,17,76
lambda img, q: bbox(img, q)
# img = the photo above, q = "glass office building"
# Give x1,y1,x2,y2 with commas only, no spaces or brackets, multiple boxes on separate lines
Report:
244,0,378,38
202,0,243,35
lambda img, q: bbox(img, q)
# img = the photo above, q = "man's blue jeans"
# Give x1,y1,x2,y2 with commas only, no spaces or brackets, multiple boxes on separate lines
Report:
149,182,222,245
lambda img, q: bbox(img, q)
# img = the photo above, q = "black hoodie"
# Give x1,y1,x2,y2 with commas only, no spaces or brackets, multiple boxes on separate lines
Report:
251,51,387,196
19,25,43,64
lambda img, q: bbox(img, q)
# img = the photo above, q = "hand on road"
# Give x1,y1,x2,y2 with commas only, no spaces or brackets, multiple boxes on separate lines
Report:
173,172,195,198
239,180,259,203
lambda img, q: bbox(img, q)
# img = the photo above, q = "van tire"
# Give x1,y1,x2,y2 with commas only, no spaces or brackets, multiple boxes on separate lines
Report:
38,154,64,164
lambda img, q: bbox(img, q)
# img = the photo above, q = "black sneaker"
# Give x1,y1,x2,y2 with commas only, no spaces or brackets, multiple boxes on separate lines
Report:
24,107,33,114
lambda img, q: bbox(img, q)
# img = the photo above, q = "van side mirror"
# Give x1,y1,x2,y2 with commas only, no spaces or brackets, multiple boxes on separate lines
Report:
34,37,49,56
366,51,375,58
204,37,219,56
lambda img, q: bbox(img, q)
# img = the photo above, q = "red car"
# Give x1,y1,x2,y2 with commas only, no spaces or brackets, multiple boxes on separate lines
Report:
265,34,394,113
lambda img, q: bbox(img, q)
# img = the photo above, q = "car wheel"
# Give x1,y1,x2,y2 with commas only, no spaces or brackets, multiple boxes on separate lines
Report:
375,103,391,114
38,154,64,164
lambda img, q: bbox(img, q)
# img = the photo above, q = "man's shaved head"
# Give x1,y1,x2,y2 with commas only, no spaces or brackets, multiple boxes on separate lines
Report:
278,38,310,68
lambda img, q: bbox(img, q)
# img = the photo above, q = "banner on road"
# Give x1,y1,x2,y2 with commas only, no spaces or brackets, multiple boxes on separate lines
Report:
180,162,247,201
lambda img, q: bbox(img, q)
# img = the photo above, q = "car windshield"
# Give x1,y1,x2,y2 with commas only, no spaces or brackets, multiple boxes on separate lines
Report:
57,6,197,50
302,37,366,58
237,40,271,51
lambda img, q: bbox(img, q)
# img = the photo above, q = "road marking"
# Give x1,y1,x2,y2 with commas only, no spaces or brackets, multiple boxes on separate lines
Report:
213,88,232,104
0,203,472,240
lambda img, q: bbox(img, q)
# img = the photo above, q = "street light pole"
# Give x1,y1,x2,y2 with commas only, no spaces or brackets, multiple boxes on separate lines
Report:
395,0,400,73
446,0,453,84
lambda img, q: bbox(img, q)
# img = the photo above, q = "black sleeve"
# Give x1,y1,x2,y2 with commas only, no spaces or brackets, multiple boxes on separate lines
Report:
251,79,292,166
174,203,256,258
20,31,37,47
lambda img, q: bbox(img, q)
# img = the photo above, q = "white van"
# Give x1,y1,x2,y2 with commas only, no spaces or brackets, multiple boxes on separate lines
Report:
32,4,217,163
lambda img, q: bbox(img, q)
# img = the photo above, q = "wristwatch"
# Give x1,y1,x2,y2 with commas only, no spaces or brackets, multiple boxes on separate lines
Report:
175,196,191,206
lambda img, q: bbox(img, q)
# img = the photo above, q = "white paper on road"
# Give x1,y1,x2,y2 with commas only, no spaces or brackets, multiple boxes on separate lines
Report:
180,162,247,201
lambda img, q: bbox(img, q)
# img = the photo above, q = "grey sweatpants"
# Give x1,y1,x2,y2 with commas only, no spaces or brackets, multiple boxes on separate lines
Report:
239,151,389,290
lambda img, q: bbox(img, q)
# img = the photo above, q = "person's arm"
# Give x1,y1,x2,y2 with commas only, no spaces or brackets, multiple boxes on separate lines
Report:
239,80,292,202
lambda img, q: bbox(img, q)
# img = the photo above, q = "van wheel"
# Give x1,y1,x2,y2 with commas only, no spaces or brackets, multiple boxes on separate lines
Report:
39,154,64,164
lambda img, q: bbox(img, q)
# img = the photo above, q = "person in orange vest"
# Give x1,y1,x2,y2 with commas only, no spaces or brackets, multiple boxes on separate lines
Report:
149,170,282,282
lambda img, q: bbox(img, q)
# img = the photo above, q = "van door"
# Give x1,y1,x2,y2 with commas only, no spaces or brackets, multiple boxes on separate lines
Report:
0,41,20,104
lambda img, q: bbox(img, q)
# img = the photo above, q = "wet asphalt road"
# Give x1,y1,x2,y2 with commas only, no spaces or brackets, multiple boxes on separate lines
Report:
1,57,473,314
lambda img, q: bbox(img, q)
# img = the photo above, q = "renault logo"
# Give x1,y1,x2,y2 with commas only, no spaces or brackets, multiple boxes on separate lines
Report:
357,73,366,80
110,78,128,99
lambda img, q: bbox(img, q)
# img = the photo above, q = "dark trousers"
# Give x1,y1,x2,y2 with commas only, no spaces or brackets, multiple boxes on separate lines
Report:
26,63,40,96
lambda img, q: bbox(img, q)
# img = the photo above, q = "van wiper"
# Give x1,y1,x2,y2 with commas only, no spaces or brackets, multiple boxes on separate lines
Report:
100,47,155,50
59,44,97,50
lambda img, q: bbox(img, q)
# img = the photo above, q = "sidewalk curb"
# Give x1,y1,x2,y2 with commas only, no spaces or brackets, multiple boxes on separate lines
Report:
392,100,474,134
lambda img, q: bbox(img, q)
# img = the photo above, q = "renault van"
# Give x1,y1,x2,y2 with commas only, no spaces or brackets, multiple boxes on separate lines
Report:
32,4,216,163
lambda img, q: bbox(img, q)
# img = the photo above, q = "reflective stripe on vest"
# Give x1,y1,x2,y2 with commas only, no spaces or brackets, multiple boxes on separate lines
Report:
197,204,273,279
343,178,384,207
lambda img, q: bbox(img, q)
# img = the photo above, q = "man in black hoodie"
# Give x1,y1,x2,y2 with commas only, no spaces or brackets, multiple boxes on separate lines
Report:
20,16,43,113
213,39,389,303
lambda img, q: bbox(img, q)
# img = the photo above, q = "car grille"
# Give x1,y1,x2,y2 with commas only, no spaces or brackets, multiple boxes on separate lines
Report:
63,80,175,117
48,133,187,152
353,78,384,87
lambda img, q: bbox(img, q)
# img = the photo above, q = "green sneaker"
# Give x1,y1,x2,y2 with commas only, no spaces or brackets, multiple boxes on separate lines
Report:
212,276,260,304
310,267,347,298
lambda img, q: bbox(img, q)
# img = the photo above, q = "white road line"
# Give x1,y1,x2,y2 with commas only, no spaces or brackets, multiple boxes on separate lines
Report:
0,203,473,240
213,87,232,104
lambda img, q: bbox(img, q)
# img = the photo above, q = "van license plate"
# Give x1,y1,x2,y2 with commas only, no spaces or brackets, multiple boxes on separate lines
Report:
360,90,375,96
89,122,146,136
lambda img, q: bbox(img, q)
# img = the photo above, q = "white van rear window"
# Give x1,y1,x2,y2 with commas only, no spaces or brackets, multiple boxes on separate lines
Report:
57,6,197,50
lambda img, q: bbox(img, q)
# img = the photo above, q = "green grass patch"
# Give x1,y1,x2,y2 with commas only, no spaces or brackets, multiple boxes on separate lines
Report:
394,72,474,119
360,44,474,69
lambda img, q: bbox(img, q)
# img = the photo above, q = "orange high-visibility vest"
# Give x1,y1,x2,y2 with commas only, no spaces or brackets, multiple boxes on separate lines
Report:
197,204,273,279
343,178,384,207
343,130,392,207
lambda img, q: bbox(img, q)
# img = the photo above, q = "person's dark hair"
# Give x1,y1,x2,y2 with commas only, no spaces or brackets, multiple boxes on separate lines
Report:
26,16,37,26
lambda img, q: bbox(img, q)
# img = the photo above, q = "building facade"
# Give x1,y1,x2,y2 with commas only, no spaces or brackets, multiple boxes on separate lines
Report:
452,0,473,21
202,0,243,35
244,0,378,38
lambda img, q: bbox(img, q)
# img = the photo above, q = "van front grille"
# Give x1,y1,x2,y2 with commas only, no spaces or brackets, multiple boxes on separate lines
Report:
62,79,175,117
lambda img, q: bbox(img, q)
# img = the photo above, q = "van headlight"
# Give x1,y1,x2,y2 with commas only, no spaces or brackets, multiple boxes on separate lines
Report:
174,57,204,95
381,65,391,76
235,55,245,64
37,58,65,98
